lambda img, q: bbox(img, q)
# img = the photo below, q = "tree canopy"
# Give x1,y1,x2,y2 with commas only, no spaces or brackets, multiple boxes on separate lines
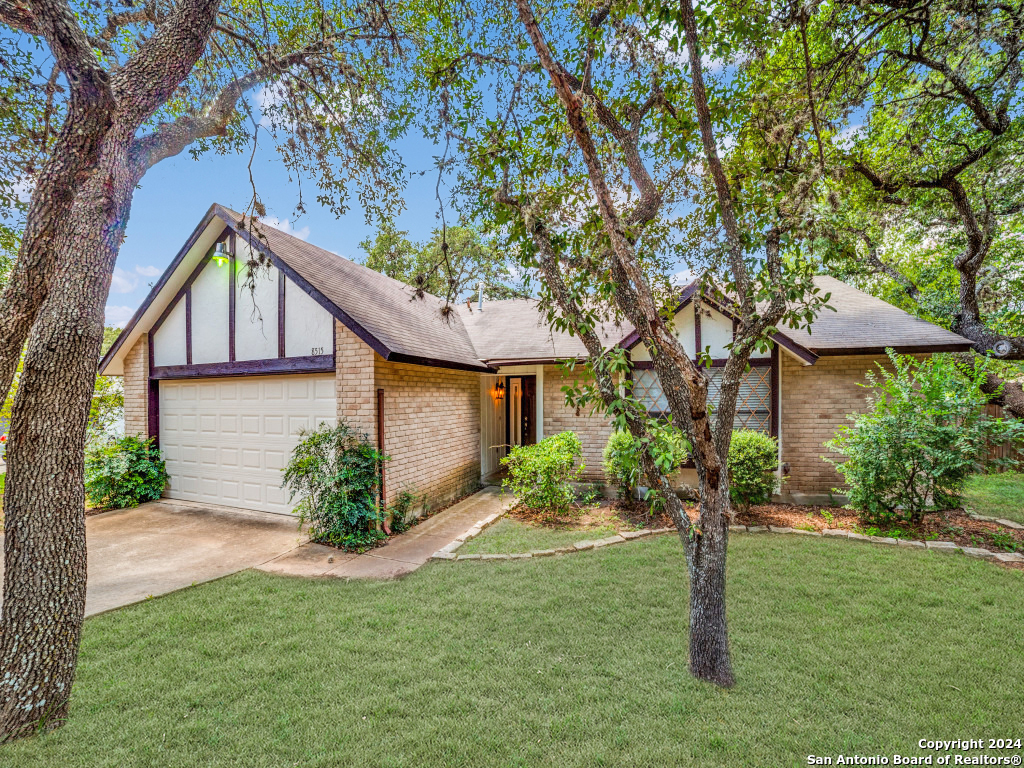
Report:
359,221,524,300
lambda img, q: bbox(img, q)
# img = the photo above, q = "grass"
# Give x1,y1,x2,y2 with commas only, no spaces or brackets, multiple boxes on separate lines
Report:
964,472,1024,524
459,517,618,554
3,535,1023,767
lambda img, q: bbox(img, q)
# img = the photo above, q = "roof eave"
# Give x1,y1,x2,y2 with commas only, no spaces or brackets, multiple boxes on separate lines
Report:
812,343,974,356
99,204,226,375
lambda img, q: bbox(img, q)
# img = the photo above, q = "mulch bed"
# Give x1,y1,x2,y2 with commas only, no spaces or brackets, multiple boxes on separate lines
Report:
507,497,1024,565
507,498,675,531
734,503,1024,555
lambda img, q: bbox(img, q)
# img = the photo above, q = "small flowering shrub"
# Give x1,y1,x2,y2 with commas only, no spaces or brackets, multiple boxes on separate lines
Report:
727,430,780,513
282,420,388,551
502,431,584,515
85,435,168,509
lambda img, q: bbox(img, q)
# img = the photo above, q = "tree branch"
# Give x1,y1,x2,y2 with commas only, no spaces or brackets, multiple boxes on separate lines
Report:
111,0,221,130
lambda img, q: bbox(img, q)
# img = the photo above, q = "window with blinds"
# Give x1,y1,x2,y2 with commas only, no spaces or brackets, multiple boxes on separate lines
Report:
632,365,773,433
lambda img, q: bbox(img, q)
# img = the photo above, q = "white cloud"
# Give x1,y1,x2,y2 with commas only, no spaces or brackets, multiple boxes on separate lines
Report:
672,269,695,286
135,264,161,277
836,123,865,146
109,267,138,294
262,216,310,241
105,304,136,327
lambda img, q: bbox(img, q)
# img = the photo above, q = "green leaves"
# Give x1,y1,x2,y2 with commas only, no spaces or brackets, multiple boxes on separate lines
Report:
501,431,585,516
826,351,1024,523
281,420,387,551
84,436,168,510
727,429,779,513
603,424,690,501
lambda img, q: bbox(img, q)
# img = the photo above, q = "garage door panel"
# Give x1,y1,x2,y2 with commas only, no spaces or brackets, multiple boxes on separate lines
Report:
265,449,286,471
159,374,335,514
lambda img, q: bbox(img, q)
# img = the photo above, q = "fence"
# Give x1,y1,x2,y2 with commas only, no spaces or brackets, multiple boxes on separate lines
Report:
985,403,1023,468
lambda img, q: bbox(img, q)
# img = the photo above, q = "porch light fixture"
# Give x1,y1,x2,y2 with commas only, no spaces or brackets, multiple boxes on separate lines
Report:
494,379,506,400
212,241,230,266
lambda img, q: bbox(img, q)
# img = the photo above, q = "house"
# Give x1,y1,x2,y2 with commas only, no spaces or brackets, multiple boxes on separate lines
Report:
100,204,974,514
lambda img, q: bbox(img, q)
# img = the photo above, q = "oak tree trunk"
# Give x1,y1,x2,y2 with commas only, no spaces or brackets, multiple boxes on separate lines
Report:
0,138,135,740
685,455,735,687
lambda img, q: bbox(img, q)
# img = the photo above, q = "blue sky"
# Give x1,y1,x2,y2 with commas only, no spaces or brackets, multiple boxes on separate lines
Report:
106,133,449,327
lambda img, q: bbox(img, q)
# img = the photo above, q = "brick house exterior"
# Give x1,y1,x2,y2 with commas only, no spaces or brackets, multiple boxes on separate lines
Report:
102,203,974,515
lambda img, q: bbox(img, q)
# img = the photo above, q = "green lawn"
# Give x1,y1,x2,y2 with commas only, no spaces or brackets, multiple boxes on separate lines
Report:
964,472,1024,524
459,517,619,554
3,535,1023,767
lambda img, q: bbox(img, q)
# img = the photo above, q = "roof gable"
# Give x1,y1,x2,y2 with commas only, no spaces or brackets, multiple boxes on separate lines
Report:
101,204,494,376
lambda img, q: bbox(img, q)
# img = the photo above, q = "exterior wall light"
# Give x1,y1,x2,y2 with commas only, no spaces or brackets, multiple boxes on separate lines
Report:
212,241,230,266
494,379,506,400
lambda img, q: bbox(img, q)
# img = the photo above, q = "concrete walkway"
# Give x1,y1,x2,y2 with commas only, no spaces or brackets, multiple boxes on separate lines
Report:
0,500,306,617
258,485,508,580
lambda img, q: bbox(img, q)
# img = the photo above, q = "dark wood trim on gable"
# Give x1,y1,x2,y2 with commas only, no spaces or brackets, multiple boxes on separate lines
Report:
101,207,226,371
620,282,700,351
151,354,335,380
228,239,236,362
278,270,286,358
185,288,192,366
693,298,702,357
228,214,394,361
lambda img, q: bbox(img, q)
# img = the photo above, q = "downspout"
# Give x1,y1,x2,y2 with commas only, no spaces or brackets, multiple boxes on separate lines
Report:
377,388,386,514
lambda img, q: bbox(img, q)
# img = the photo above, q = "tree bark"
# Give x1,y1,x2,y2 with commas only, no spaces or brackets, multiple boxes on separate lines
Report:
687,481,733,686
0,134,136,738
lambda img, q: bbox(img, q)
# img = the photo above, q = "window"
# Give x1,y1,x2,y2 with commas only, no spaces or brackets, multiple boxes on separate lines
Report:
632,363,773,434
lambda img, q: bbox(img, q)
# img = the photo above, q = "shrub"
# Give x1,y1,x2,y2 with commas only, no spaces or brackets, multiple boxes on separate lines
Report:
727,430,780,513
501,431,584,515
603,424,690,499
282,420,388,550
85,435,168,510
826,351,1024,523
387,490,416,534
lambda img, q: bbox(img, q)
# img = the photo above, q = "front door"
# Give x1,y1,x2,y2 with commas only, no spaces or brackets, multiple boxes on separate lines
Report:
505,375,537,449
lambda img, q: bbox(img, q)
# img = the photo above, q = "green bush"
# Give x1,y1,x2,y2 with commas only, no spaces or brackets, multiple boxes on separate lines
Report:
502,431,584,515
827,352,1024,523
603,424,690,499
282,420,388,551
727,430,779,513
387,490,416,534
85,435,168,510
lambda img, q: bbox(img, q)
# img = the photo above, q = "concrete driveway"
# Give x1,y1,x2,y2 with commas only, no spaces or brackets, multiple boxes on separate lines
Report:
0,501,306,617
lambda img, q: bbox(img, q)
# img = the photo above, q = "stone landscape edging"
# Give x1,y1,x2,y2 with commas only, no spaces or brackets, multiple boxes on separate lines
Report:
430,508,1024,565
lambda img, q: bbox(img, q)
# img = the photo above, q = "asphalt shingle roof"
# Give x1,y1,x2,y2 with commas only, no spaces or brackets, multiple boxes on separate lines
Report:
783,276,972,354
119,206,970,373
454,299,628,364
223,208,489,371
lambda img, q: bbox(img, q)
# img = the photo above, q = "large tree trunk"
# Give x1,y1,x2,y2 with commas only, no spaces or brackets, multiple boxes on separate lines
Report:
686,465,735,687
0,141,134,740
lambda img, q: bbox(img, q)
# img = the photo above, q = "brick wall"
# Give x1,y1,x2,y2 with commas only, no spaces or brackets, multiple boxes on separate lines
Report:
123,334,149,437
780,353,891,495
375,358,481,511
335,320,377,439
542,365,613,481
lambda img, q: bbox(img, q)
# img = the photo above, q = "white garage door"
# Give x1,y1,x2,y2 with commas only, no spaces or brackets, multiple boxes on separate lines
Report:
159,374,336,514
